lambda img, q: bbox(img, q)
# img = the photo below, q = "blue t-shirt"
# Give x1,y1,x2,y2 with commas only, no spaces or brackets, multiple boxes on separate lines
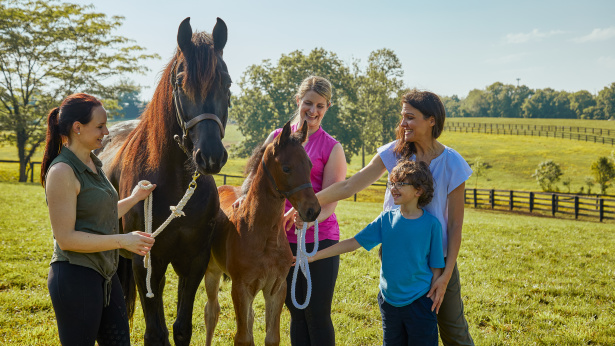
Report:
354,209,445,307
377,141,472,258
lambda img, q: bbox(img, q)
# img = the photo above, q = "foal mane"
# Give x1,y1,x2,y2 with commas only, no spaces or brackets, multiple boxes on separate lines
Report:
115,31,219,176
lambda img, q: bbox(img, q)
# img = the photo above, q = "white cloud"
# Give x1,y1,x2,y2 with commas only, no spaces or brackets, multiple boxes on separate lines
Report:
485,53,529,65
574,27,615,43
598,56,615,69
504,29,565,44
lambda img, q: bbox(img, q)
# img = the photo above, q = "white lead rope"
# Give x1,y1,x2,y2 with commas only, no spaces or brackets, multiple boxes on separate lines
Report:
290,219,319,309
138,172,200,298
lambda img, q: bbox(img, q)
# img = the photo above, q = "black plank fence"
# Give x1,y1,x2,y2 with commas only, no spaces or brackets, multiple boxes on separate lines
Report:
465,188,615,222
445,122,615,145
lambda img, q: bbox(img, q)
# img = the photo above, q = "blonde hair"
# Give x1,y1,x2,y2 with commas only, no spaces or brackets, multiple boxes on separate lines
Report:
291,75,333,125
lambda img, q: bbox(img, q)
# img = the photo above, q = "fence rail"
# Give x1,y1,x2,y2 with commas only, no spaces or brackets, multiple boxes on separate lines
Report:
464,188,615,222
444,122,615,145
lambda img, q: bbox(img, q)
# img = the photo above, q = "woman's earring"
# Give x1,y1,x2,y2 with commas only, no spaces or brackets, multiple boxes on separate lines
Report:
77,132,80,135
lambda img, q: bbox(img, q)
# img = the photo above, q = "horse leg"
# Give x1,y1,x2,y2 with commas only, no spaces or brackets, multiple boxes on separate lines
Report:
204,261,223,346
231,282,257,346
171,251,209,346
263,279,287,346
133,255,171,346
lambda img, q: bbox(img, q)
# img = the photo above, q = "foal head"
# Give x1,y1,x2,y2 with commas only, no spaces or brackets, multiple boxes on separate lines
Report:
264,121,321,222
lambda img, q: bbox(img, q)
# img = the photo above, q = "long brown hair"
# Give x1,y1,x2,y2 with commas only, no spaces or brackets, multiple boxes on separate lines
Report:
40,93,102,186
393,90,446,159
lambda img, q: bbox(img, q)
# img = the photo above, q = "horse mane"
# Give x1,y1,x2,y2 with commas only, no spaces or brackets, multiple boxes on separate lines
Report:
114,31,219,176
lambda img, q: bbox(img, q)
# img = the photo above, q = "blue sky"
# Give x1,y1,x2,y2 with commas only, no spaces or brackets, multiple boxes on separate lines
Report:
72,0,615,100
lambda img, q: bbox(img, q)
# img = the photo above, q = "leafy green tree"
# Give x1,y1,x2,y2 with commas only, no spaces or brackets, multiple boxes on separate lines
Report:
532,160,563,191
461,89,490,117
522,88,575,119
354,49,404,166
584,176,595,195
568,90,596,119
441,95,463,118
596,82,615,120
591,157,615,194
0,0,157,181
230,48,361,160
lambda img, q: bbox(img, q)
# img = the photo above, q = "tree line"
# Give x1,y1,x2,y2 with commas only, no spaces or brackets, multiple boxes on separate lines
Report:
230,49,615,162
442,82,615,120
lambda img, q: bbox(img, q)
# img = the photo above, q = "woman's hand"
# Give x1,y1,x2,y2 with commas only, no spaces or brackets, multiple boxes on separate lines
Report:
119,231,155,256
232,195,246,210
427,274,449,314
130,182,156,202
283,208,297,232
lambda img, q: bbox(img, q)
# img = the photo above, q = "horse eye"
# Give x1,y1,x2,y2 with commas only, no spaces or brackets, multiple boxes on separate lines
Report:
282,166,291,173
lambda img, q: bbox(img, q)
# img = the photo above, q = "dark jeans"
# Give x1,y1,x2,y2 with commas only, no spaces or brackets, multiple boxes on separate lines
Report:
378,291,438,346
48,261,130,346
285,239,339,346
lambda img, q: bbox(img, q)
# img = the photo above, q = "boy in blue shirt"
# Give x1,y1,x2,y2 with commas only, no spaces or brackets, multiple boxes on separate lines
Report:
308,160,445,346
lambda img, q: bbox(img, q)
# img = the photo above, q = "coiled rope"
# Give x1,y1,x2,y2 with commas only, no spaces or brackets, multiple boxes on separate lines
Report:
290,220,319,309
138,171,200,298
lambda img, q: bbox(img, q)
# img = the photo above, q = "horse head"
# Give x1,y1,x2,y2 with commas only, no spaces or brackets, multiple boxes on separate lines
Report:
172,17,230,174
265,121,321,222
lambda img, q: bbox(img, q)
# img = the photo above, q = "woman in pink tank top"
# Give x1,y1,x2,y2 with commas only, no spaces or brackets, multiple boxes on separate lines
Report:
245,76,347,345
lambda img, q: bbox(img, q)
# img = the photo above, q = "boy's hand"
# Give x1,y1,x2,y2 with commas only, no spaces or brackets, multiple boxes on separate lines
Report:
427,275,448,314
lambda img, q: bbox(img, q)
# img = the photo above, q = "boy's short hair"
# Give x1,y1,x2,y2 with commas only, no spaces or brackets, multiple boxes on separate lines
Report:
389,160,434,208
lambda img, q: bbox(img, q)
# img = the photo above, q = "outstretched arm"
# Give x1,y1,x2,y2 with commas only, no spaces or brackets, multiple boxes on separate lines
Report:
316,153,387,205
308,238,361,263
286,153,387,230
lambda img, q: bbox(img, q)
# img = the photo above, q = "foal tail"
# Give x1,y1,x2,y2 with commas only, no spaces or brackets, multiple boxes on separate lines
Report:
117,256,137,320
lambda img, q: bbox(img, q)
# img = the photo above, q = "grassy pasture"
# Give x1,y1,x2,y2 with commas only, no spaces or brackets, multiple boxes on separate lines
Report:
1,182,614,345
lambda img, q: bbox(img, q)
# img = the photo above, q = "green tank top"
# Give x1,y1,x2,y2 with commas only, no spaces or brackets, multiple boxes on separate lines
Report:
48,147,120,292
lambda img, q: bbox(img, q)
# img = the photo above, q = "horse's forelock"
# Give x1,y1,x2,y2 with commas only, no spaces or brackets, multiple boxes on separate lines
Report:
181,31,218,101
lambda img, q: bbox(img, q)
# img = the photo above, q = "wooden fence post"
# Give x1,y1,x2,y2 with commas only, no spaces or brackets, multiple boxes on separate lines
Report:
509,190,514,210
599,199,604,222
223,174,227,185
490,189,495,209
574,196,579,219
551,194,557,216
473,189,478,208
529,192,534,212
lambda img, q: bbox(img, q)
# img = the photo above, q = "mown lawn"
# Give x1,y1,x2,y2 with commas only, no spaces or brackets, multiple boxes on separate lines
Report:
1,181,614,345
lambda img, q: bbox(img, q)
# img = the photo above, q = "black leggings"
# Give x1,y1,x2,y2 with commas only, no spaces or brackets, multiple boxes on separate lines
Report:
48,261,130,346
285,239,339,346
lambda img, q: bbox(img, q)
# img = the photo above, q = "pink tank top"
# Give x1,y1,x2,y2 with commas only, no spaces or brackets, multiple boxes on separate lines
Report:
272,124,340,243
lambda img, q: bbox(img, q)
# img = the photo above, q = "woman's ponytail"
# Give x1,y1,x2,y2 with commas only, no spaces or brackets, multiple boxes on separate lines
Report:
40,107,61,187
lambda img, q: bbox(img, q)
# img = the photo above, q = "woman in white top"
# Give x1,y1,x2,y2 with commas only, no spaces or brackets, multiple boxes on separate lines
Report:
289,89,474,345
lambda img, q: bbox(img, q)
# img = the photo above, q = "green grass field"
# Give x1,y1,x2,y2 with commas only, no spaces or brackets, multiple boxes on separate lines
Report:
1,182,614,345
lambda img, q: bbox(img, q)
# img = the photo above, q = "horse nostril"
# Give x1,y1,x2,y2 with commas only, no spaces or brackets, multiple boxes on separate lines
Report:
306,208,315,221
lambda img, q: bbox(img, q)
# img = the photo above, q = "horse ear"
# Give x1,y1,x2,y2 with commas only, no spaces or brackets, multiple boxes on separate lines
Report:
298,120,308,144
177,17,193,54
212,17,227,53
276,121,292,146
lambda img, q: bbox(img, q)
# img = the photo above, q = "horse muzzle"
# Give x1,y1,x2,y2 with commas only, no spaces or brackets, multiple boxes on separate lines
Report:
193,147,228,174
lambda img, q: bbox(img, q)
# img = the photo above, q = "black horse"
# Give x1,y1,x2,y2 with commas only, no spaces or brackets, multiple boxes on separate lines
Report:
97,17,230,345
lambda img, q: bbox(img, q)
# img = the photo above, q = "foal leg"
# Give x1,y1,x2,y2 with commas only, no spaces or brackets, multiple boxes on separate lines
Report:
171,251,210,346
263,279,287,346
231,282,257,346
133,255,171,346
204,263,223,346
